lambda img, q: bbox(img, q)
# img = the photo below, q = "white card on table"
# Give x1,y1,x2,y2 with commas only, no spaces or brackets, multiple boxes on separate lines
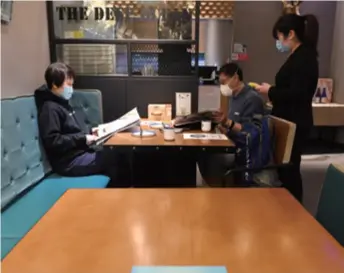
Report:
176,92,191,116
183,133,228,140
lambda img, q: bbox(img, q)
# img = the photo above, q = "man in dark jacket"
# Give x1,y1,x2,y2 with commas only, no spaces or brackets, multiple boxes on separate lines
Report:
35,62,123,186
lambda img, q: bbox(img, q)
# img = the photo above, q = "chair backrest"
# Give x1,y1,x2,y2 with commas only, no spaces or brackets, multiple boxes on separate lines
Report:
269,115,296,164
316,164,344,246
1,89,103,210
70,89,104,128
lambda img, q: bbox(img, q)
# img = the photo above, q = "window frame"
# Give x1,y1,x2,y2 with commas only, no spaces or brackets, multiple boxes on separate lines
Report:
46,1,200,78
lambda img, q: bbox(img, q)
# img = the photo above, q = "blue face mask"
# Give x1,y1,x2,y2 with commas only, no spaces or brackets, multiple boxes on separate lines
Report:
61,86,74,100
276,40,290,53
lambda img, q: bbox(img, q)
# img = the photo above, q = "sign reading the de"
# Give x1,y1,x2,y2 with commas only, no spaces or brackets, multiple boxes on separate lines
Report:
56,7,115,20
56,6,157,20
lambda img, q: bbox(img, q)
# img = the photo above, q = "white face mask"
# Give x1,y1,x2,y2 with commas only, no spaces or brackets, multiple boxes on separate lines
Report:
220,84,233,97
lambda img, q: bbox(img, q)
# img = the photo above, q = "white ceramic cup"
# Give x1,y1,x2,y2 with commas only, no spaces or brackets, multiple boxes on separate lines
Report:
201,120,211,132
163,128,175,141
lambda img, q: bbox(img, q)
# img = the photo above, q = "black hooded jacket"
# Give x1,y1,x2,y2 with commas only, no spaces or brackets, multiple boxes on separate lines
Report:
34,85,90,171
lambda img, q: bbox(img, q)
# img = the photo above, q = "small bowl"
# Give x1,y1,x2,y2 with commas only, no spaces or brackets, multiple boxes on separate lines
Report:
149,122,163,129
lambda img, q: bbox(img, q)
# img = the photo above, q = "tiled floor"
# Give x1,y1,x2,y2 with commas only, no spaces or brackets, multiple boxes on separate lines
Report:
197,153,344,216
302,153,344,215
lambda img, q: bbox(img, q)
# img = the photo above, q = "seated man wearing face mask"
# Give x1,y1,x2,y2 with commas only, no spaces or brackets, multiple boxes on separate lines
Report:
198,62,265,187
34,62,125,187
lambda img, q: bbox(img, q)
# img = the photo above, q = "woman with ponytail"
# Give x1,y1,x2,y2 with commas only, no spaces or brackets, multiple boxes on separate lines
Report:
256,14,319,202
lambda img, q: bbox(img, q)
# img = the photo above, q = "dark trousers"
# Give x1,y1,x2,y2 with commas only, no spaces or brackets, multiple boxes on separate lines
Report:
61,150,130,188
197,154,236,187
278,127,310,202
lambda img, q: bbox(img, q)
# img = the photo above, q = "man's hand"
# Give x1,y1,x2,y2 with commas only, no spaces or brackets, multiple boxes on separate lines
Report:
91,127,99,136
217,125,228,134
213,111,227,125
86,134,97,145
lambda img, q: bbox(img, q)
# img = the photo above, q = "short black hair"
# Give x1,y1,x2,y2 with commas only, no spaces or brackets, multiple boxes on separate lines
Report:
219,62,243,81
44,62,75,89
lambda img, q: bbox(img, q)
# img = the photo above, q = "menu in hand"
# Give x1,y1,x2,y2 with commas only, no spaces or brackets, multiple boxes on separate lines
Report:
173,111,221,128
93,108,141,145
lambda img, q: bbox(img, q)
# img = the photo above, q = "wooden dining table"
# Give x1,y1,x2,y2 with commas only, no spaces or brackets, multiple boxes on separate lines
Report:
104,121,235,187
105,121,235,151
3,188,344,273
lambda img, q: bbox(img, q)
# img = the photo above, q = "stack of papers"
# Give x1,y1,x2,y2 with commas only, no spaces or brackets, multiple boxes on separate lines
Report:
93,108,141,145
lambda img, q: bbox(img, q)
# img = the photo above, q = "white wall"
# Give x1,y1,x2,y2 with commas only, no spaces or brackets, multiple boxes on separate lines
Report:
331,2,344,143
331,2,344,104
1,1,49,98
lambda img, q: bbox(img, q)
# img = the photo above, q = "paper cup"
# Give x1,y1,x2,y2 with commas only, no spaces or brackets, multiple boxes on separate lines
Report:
163,128,175,141
201,120,211,132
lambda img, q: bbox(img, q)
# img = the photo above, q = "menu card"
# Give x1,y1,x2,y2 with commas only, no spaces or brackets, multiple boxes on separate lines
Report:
176,92,191,116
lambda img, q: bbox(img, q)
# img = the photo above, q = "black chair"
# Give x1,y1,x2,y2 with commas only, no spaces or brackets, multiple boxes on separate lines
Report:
222,116,296,187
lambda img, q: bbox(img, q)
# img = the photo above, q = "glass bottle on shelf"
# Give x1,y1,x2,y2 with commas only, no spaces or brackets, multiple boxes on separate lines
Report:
314,87,321,103
320,87,327,103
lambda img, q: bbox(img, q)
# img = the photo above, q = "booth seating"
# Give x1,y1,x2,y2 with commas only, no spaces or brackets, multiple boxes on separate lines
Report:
1,89,110,259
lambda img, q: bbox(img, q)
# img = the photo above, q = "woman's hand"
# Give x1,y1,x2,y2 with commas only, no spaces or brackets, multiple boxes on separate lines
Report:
256,83,271,95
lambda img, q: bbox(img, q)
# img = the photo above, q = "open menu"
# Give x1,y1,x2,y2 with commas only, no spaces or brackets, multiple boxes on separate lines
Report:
93,108,141,145
173,111,220,128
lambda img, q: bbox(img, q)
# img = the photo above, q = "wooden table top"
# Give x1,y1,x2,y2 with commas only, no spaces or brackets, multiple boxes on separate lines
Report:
105,129,235,148
3,189,344,273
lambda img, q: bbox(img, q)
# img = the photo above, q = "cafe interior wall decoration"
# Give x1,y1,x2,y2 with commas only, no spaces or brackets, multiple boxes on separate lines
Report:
107,0,233,19
199,1,234,19
282,0,302,15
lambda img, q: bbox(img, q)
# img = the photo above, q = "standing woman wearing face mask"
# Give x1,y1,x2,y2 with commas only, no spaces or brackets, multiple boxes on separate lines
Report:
256,14,319,202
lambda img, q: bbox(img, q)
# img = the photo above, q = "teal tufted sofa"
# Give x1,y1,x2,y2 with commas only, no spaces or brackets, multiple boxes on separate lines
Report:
1,89,110,259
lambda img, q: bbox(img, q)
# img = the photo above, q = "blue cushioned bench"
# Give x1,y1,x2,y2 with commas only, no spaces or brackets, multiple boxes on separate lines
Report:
1,89,110,259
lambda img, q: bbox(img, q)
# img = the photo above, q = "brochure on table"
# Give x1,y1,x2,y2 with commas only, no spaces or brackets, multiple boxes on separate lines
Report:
94,108,141,145
183,133,228,140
